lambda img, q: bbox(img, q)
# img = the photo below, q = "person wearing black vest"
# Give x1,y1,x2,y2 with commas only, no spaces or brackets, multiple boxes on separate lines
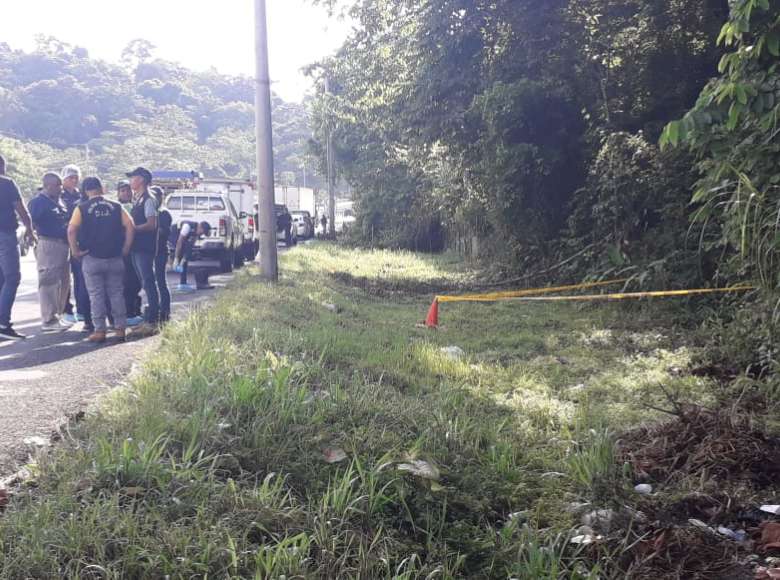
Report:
68,177,135,343
150,186,171,322
172,220,211,291
127,167,160,336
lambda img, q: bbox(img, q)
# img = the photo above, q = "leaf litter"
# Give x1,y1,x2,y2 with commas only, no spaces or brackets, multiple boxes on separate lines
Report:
607,405,780,579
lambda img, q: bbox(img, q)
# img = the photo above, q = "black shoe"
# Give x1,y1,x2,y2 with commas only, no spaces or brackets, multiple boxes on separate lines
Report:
196,284,215,290
83,324,95,333
0,326,26,341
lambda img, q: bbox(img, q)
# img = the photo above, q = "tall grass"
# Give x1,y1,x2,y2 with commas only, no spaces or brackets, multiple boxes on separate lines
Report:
0,244,714,578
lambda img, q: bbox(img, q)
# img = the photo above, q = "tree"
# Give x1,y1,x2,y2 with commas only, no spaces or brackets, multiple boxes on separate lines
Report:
663,0,780,289
120,39,156,71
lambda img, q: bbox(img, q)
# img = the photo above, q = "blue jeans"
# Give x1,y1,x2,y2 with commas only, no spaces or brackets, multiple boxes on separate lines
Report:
70,256,91,322
0,231,21,328
154,250,171,320
132,252,159,324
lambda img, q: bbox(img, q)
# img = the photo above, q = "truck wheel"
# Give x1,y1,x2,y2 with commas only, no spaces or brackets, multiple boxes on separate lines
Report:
220,250,234,273
234,247,244,268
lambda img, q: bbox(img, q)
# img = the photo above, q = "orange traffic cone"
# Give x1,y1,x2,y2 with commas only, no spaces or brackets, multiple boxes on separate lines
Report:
425,298,439,328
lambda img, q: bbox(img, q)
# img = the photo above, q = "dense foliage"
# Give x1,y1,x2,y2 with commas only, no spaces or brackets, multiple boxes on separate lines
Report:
663,0,780,290
0,37,315,197
309,0,729,275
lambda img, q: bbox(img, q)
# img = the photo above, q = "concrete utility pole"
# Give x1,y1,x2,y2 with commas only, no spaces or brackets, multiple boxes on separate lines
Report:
324,76,336,239
254,0,278,281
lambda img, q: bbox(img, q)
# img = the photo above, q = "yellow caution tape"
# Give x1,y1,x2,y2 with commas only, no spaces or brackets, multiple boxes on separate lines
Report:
504,286,755,302
436,279,629,303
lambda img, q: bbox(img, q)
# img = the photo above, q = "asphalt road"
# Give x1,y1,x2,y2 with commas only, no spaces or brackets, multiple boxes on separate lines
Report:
0,253,236,476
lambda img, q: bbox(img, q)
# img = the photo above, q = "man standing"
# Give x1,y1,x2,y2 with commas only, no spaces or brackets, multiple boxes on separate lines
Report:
0,154,35,341
118,180,143,326
126,167,159,335
28,173,71,333
150,186,171,322
68,177,134,343
172,220,212,291
61,164,91,330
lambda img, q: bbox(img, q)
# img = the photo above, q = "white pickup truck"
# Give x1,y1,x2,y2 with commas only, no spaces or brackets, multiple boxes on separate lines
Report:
165,191,246,273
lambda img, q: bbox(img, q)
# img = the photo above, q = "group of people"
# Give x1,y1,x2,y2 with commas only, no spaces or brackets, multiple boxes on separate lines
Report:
0,156,212,343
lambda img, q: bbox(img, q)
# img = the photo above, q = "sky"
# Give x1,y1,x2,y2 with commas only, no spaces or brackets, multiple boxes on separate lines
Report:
2,0,353,102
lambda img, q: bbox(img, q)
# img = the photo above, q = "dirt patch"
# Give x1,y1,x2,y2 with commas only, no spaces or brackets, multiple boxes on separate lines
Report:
605,407,780,578
329,271,460,297
623,526,753,579
618,406,780,488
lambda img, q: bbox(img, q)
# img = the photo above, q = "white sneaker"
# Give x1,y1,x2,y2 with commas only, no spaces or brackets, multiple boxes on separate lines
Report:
42,320,67,333
62,313,77,324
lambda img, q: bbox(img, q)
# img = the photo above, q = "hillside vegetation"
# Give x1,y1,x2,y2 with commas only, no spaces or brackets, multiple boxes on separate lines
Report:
0,37,315,196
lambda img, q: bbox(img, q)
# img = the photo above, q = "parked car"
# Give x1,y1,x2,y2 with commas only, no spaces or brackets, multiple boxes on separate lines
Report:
275,204,297,246
291,211,314,239
166,191,247,273
335,202,356,233
251,203,298,247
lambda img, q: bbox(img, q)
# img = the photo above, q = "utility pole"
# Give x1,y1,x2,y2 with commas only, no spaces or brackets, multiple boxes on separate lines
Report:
254,0,278,281
324,76,336,239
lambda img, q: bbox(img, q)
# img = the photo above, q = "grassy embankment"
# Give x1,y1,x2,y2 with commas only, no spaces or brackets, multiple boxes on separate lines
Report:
0,244,739,578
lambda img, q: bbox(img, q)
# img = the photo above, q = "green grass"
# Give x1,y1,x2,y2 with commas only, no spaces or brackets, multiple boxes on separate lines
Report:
0,244,722,578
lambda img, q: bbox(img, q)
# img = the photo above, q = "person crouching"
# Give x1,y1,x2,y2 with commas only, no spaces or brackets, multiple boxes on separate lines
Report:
67,177,135,343
172,220,212,291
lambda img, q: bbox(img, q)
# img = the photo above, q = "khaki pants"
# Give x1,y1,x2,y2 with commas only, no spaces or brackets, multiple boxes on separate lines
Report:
35,237,70,324
82,255,126,332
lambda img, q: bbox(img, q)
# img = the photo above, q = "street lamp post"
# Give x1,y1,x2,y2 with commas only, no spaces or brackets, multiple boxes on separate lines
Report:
254,0,278,281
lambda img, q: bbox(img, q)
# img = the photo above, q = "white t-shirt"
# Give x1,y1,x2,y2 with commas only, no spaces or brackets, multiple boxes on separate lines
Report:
179,222,192,238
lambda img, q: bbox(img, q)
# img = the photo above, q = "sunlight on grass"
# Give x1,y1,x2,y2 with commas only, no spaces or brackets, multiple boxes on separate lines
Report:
0,243,718,579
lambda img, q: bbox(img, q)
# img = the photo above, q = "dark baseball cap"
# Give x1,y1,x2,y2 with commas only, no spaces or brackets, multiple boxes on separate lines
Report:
125,167,153,183
117,179,130,189
82,176,103,192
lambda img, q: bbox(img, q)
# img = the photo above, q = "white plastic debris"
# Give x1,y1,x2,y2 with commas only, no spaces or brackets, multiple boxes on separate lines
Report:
689,518,718,535
570,526,603,545
508,511,529,522
717,526,747,542
634,483,653,495
322,302,339,313
582,509,616,532
565,502,592,514
761,505,780,515
440,346,465,360
323,447,348,464
397,459,441,481
23,436,49,448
